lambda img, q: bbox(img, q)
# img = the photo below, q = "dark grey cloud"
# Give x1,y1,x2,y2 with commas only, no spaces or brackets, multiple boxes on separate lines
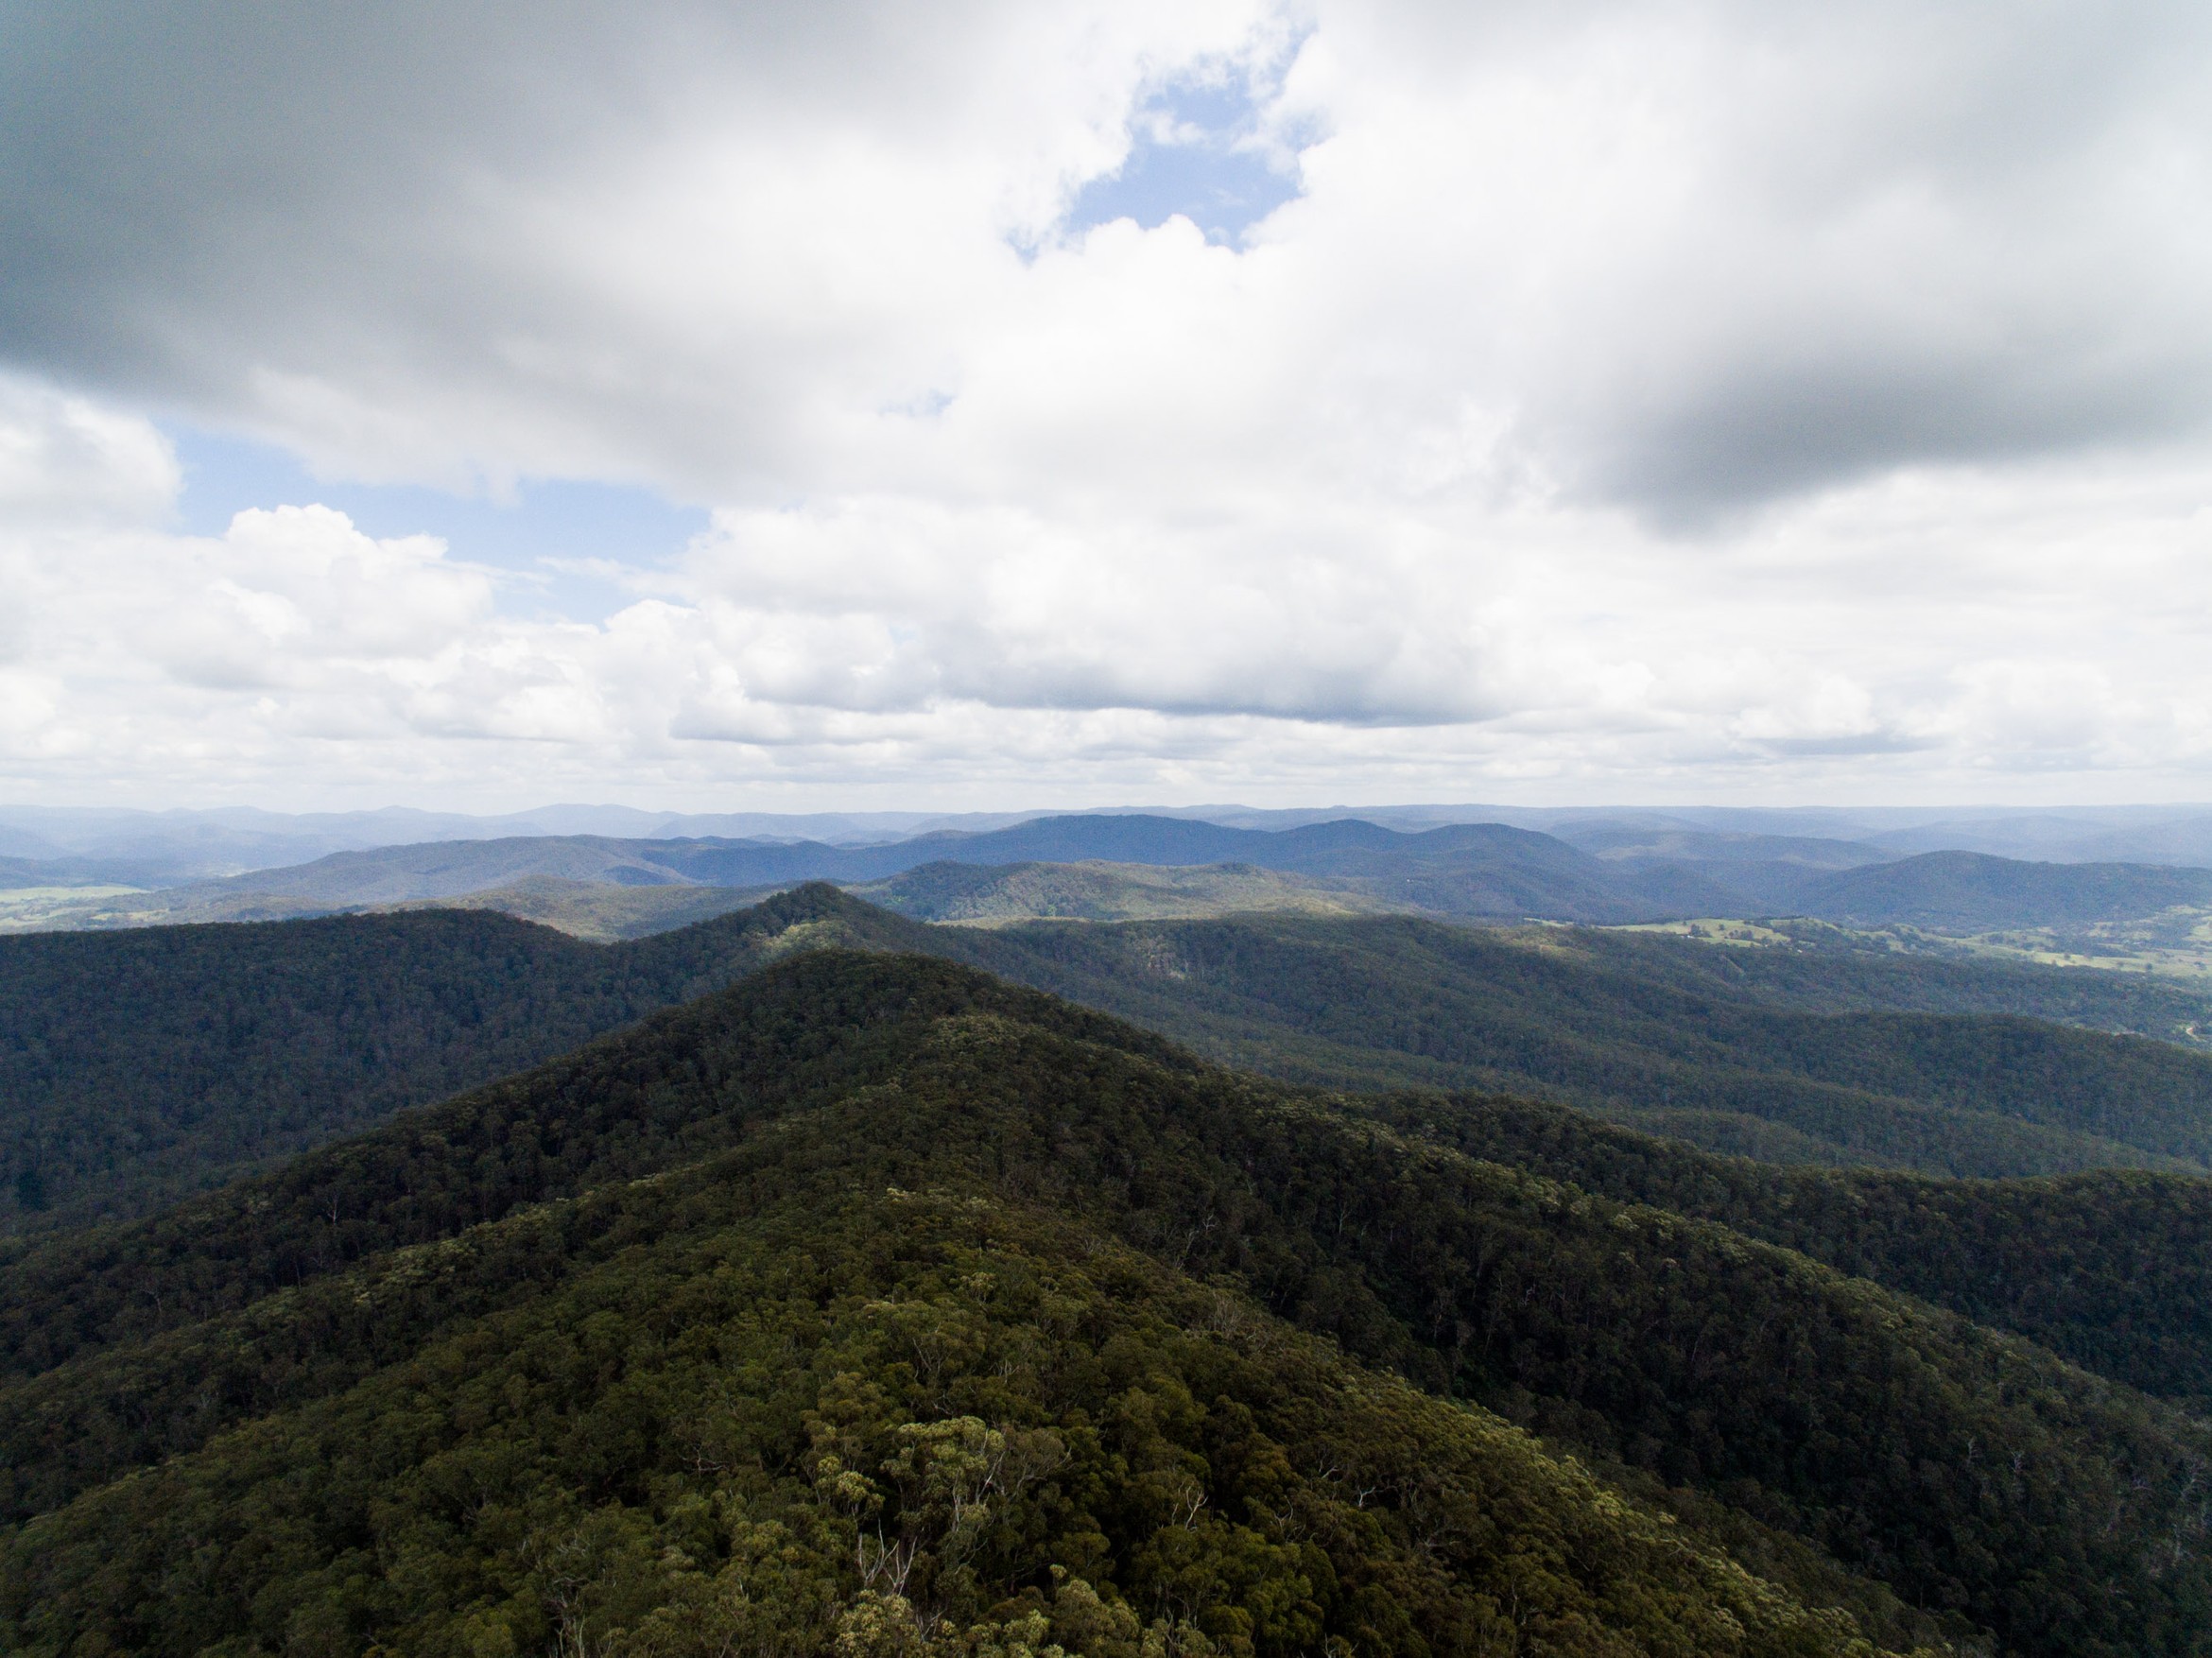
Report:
0,1,1017,491
1579,330,2212,524
2,7,596,378
5,1,2210,514
1498,0,2212,515
5,2,2212,806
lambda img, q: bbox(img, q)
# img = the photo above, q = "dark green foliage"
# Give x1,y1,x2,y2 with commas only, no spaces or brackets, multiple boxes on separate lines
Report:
940,912,2212,1174
1795,852,2212,931
1371,1091,2212,1410
0,885,928,1233
0,942,1163,1381
6,948,2210,1655
0,1191,1896,1658
1507,924,2212,1040
13,887,2212,1238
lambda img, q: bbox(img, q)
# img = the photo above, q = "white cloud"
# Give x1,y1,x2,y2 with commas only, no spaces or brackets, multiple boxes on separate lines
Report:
1,2,2210,807
0,378,179,529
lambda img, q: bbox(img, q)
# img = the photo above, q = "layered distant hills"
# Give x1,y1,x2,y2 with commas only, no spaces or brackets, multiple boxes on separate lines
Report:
0,816,1712,930
11,888,2212,1239
9,895,2212,1654
12,798,2212,872
10,809,2212,969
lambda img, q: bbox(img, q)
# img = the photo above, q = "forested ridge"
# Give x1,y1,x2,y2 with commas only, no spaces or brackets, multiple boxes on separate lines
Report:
6,941,2212,1654
2,1189,1908,1658
11,887,2212,1237
943,911,2212,1174
1790,851,2212,932
1367,1091,2212,1411
0,895,925,1231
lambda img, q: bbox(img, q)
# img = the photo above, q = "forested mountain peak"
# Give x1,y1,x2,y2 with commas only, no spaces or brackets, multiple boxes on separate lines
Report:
0,884,926,1232
6,944,2212,1654
14,886,2212,1238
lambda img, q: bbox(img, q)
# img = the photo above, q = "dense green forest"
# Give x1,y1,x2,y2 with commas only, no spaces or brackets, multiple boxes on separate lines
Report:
1792,851,2212,932
1492,924,2212,1038
1,1188,1906,1658
0,896,917,1232
944,912,2212,1173
1365,1090,2212,1411
7,940,2212,1655
11,887,2212,1235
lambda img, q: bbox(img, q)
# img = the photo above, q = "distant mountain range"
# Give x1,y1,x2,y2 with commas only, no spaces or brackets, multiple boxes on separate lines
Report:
0,803,1011,883
1547,803,2212,866
0,816,1739,930
16,810,2212,958
11,799,2212,892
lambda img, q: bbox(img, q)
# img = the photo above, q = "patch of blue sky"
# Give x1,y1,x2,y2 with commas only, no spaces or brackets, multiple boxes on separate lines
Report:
165,425,707,624
1066,66,1306,246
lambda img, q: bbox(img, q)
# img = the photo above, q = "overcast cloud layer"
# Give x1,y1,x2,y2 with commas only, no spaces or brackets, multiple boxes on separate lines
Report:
2,0,2210,809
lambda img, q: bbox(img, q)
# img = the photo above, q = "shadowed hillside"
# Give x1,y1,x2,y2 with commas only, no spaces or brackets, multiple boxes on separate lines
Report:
0,889,929,1232
1789,851,2212,930
7,947,2211,1654
945,911,2212,1175
13,889,2212,1235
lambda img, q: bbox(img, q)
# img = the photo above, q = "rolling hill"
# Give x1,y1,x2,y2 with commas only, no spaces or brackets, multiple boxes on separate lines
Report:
1368,1088,2212,1411
5,815,1747,932
1789,850,2212,930
25,806,2212,985
1555,822,1898,914
847,859,1402,924
382,874,771,941
1551,839,2212,939
9,944,2212,1654
1557,823,1891,872
951,910,2212,1173
5,835,723,928
13,889,2212,1243
0,897,916,1231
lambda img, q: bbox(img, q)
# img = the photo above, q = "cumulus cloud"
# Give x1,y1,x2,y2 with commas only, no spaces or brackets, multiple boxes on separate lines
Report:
0,379,179,528
11,0,2208,508
0,1,2209,805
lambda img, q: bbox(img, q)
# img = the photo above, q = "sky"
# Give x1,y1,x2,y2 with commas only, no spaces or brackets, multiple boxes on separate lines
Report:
1,0,2210,813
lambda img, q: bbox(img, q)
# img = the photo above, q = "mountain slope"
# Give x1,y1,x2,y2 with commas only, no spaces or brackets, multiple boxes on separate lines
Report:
17,815,1738,932
16,887,2212,1435
943,912,2212,1175
0,1188,1900,1658
383,872,770,940
849,859,1400,924
11,834,720,927
4,948,2209,1654
1793,851,2212,930
1559,824,1892,872
15,889,2212,1238
1550,824,1900,914
1371,1090,2212,1411
0,889,927,1232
